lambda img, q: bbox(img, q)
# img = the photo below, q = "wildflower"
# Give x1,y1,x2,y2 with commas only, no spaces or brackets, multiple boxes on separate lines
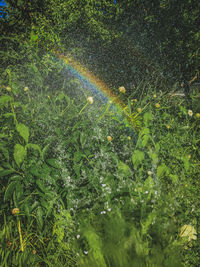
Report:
119,86,126,93
180,225,197,242
131,99,137,104
188,155,191,159
101,184,106,187
155,103,160,108
107,136,112,141
32,250,36,255
145,191,149,194
127,136,131,140
153,94,157,98
84,251,88,255
109,100,112,104
147,171,153,176
166,125,171,129
24,87,29,92
87,96,94,104
185,184,188,187
188,110,193,116
107,208,111,212
6,86,12,92
195,113,200,118
137,108,142,113
12,208,19,215
48,95,50,99
76,234,80,239
101,211,106,214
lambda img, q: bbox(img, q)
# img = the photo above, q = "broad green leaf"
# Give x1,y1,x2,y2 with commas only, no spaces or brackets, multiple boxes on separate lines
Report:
36,206,44,230
3,113,14,118
80,132,87,148
132,150,145,168
144,176,154,189
26,143,41,156
14,144,27,167
42,143,51,160
157,163,169,178
36,179,47,193
118,161,132,176
46,158,60,169
0,95,13,108
0,169,15,177
0,145,9,161
4,181,19,202
16,124,29,144
169,174,179,184
15,182,24,201
143,112,153,125
73,151,82,163
141,134,149,147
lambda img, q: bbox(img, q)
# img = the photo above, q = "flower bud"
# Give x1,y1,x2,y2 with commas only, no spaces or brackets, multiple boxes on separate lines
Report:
12,208,19,215
87,96,94,104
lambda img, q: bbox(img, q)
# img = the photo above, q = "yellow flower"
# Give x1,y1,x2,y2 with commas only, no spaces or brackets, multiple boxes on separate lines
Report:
153,94,157,98
24,87,29,92
137,108,142,113
6,86,12,92
188,154,191,159
188,110,193,116
180,225,197,242
195,113,200,118
32,250,37,255
107,136,112,141
127,136,131,140
155,103,160,108
87,96,94,104
119,86,126,94
48,95,50,99
166,125,170,129
147,171,153,176
12,208,19,215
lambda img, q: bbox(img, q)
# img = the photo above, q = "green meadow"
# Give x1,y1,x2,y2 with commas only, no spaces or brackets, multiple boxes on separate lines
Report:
1,1,200,266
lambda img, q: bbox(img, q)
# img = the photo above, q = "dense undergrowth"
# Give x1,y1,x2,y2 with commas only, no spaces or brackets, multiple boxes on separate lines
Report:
0,41,200,267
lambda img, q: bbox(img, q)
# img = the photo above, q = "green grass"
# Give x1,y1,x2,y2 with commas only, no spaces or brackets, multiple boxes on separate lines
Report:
0,47,200,266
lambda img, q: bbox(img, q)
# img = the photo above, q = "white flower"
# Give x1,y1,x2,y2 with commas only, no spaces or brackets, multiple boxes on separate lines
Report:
101,184,106,187
87,96,94,104
148,171,153,176
145,191,149,194
101,211,106,214
76,234,80,239
107,208,111,212
188,110,193,116
84,251,88,255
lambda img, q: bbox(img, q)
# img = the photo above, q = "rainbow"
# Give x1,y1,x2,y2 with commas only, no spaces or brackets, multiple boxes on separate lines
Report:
53,51,137,136
57,52,128,120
